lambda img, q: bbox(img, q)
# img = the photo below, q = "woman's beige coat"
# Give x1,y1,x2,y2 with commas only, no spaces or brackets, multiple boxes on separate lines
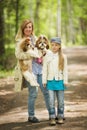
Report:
14,39,32,92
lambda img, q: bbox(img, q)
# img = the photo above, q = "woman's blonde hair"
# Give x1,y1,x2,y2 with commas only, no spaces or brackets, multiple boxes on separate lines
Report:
58,46,64,71
15,19,34,41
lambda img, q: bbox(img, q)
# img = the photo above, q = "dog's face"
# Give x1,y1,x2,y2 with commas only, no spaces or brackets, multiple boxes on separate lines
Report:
35,35,49,50
20,39,34,52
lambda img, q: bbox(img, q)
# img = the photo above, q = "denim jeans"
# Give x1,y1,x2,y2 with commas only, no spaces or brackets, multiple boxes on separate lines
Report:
26,81,38,117
48,90,64,118
35,74,50,114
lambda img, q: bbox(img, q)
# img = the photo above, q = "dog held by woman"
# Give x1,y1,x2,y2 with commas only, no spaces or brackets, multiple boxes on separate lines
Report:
19,38,39,87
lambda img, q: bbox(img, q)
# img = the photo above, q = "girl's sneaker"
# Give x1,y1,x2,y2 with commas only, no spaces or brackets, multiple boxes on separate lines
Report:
50,118,56,126
57,118,64,124
55,117,65,120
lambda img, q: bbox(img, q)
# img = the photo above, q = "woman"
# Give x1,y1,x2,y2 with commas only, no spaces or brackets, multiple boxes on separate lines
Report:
15,19,39,123
15,19,50,123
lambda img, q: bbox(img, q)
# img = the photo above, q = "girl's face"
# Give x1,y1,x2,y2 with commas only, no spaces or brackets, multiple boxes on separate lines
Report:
51,42,61,53
23,23,33,37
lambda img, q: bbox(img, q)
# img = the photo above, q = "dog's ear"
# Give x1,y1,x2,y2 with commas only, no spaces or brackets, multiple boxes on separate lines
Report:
35,37,40,48
35,40,38,47
44,37,49,49
23,43,28,52
46,44,49,49
20,42,28,52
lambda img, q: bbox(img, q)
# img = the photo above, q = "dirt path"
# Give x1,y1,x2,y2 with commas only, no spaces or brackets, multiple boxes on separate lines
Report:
0,46,87,130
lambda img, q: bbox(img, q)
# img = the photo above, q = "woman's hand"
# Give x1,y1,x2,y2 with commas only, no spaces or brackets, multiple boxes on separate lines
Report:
25,37,31,43
22,37,30,43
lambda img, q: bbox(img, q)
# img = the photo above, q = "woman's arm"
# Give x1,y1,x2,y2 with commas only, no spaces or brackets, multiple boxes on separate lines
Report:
42,56,48,86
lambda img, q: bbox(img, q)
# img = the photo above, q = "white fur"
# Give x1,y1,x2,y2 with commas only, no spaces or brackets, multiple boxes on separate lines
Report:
20,45,40,87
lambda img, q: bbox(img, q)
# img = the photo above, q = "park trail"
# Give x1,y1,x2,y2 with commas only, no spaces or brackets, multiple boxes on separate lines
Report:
0,46,87,130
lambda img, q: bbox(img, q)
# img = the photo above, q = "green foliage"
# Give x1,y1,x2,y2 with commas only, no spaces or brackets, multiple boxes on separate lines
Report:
0,69,14,78
3,0,87,45
62,0,87,44
0,0,87,73
0,44,16,71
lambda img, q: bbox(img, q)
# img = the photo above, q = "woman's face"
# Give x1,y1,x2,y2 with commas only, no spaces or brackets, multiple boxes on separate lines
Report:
51,42,61,53
23,23,33,37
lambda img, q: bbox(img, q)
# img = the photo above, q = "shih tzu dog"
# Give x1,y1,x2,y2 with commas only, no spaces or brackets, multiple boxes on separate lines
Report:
35,35,49,64
19,38,39,87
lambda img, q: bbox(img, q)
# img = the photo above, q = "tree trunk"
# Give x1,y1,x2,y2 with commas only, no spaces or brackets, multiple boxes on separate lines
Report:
0,0,5,55
67,0,75,44
15,0,19,34
29,0,34,21
34,0,41,34
57,0,61,37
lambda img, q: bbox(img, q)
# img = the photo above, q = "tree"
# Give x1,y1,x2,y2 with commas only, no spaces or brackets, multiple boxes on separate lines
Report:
0,0,5,55
15,0,20,34
34,0,41,35
57,0,61,37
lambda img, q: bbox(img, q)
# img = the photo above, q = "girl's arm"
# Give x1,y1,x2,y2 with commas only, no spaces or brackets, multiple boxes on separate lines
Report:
63,55,68,85
42,56,48,87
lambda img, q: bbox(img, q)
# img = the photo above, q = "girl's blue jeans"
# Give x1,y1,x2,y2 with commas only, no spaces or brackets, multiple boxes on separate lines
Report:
48,90,64,119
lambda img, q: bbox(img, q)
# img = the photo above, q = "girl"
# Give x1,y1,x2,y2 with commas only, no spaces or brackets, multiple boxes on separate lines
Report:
42,37,68,125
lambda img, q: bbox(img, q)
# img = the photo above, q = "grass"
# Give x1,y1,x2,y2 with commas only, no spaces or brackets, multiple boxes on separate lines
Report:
0,69,14,78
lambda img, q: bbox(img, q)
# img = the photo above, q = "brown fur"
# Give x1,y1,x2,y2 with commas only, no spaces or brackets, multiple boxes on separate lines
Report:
19,60,29,71
20,39,30,52
19,40,31,72
35,35,49,50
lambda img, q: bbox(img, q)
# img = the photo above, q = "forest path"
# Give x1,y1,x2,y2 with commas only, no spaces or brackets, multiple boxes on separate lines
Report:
0,46,87,130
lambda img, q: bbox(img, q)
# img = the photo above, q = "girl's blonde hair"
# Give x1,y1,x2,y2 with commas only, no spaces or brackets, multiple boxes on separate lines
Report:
58,46,64,71
15,19,34,41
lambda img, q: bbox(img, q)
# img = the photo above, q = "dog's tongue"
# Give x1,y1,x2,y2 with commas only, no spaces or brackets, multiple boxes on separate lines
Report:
36,58,43,64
